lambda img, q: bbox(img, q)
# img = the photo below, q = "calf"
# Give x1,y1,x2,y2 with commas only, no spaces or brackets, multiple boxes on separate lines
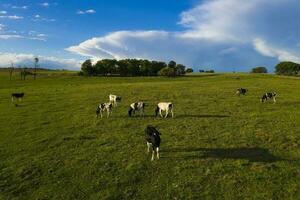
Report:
261,92,277,103
96,103,113,118
155,102,174,118
145,125,161,161
109,94,121,107
128,102,145,117
236,88,247,96
11,93,24,102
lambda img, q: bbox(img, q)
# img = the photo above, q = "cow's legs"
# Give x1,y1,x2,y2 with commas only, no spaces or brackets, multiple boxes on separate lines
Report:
156,147,160,159
273,97,276,103
11,97,14,102
151,149,155,161
159,110,163,118
147,142,151,153
171,109,174,118
165,110,169,118
100,111,103,118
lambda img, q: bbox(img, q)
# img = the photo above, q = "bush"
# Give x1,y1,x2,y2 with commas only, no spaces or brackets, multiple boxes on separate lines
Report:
251,66,268,73
275,61,300,76
158,67,175,77
185,68,194,73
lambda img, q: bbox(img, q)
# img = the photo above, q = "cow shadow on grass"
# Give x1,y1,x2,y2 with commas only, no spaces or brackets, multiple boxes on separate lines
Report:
162,147,284,163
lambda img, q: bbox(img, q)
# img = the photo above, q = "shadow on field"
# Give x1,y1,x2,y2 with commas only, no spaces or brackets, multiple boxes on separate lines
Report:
175,114,230,118
163,147,282,162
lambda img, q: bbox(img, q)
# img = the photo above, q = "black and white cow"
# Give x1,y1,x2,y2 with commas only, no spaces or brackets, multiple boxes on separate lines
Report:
155,102,174,118
96,103,113,118
145,125,161,161
109,94,121,107
128,102,145,117
261,92,277,103
236,88,247,96
11,93,24,102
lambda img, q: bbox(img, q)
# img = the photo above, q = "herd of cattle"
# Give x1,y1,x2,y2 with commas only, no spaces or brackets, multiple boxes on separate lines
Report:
97,90,277,119
10,88,277,161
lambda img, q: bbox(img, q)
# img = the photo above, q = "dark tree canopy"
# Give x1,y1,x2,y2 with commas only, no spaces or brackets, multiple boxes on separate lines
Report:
185,68,194,73
251,66,268,74
80,58,186,77
275,61,300,76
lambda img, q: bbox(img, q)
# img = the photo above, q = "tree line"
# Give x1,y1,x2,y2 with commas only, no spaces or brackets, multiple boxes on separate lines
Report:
79,59,189,77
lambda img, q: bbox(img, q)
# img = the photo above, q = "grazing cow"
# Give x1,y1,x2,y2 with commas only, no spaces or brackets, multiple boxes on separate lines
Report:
109,94,122,107
236,88,247,96
96,103,113,118
261,92,277,103
11,93,24,102
128,102,145,117
155,102,174,118
145,125,161,161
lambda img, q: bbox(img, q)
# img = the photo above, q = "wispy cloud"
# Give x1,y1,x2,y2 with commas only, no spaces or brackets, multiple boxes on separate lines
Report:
0,11,7,14
0,34,46,41
77,9,96,15
0,15,23,20
0,52,81,70
32,15,56,22
40,2,50,7
11,5,28,9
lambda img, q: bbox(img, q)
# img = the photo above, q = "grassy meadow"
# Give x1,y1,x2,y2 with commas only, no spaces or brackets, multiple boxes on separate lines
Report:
0,71,300,199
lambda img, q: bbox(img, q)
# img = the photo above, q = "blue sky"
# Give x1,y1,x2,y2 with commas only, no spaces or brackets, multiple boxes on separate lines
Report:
0,0,300,71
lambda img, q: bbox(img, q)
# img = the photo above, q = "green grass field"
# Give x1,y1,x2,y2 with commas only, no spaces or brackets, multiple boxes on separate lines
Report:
0,71,299,199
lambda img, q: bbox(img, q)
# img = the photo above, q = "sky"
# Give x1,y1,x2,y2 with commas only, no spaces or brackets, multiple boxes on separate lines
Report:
0,0,300,72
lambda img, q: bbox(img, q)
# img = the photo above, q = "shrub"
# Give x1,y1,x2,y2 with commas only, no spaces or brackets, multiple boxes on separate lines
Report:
251,66,268,73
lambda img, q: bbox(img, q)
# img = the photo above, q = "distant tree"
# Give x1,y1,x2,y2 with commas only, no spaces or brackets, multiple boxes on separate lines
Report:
199,69,205,73
205,70,215,73
185,68,194,73
176,64,186,75
168,60,177,68
251,66,268,73
81,59,94,76
275,61,300,76
34,57,39,80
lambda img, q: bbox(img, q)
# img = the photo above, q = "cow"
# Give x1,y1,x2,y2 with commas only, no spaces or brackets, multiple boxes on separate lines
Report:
145,125,161,161
155,102,174,118
236,88,247,96
109,94,122,107
96,103,113,118
128,102,145,117
261,92,277,103
11,93,24,102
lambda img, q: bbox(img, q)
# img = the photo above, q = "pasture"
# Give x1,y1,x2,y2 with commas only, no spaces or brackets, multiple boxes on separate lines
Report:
0,71,299,199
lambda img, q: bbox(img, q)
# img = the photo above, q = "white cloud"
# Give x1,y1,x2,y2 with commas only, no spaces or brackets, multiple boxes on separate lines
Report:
0,52,81,70
86,9,96,14
253,38,300,63
40,2,50,7
77,9,96,15
35,14,40,18
12,5,28,9
0,34,46,41
0,11,7,14
0,15,23,19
